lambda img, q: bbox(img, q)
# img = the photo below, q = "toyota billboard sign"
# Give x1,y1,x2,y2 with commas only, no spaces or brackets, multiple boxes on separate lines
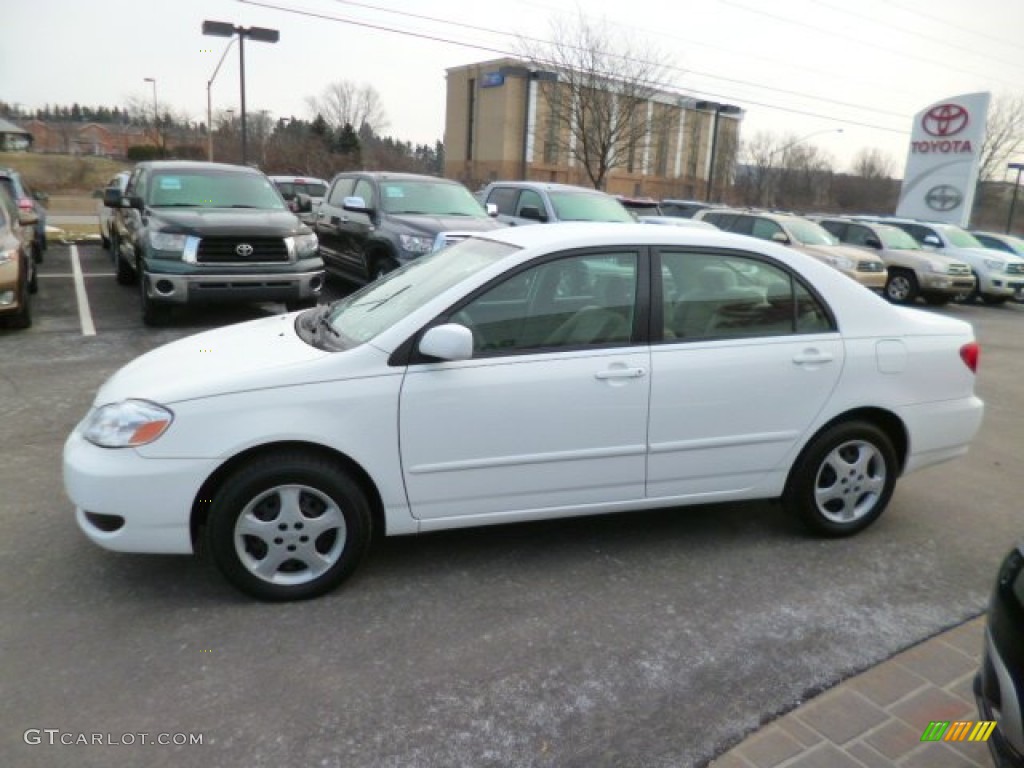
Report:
895,92,989,226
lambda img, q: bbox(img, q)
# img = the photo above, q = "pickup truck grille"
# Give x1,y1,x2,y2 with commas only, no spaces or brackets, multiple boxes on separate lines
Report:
196,237,289,263
947,263,972,276
1005,262,1024,275
856,260,886,272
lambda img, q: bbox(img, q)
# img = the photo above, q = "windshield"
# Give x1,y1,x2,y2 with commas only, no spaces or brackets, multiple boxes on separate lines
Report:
550,192,634,222
327,238,518,346
940,226,984,249
379,180,487,217
788,218,838,246
878,226,921,250
148,171,286,209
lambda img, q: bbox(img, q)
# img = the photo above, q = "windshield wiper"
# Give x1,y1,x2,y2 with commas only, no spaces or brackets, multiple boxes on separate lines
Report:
314,306,340,338
351,284,411,312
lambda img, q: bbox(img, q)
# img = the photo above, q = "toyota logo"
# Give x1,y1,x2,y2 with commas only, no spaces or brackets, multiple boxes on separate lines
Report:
925,184,963,212
235,243,254,257
922,104,969,137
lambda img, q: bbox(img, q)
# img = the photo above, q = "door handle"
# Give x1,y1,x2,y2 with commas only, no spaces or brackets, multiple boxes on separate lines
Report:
792,350,834,365
595,367,647,380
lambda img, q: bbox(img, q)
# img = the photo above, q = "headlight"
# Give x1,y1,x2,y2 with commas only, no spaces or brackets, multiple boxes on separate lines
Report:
82,400,174,448
148,231,187,252
828,255,855,270
926,260,947,273
983,258,1006,271
399,234,433,254
290,232,318,259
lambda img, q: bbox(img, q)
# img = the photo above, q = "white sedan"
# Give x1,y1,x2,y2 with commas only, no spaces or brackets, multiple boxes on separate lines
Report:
64,224,984,601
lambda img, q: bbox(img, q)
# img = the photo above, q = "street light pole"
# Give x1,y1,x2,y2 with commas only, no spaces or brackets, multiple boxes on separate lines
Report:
695,101,742,202
206,37,237,161
143,77,158,151
202,20,279,166
1006,162,1024,234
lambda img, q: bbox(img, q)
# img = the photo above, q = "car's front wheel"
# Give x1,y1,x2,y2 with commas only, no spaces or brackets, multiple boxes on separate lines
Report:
205,451,372,601
884,270,919,303
784,421,897,537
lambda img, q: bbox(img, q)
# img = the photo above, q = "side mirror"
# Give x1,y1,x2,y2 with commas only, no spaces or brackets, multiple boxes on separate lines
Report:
295,193,313,213
17,210,38,226
103,187,125,208
864,237,882,249
419,323,474,361
343,195,371,214
486,203,498,217
771,231,790,244
922,235,941,247
519,205,548,222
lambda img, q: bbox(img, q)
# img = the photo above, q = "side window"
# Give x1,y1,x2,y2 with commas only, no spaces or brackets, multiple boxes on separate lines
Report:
485,186,517,216
900,224,929,245
845,225,875,247
749,217,783,241
661,250,831,340
327,177,355,206
516,189,545,217
352,179,375,209
453,251,639,356
819,221,846,239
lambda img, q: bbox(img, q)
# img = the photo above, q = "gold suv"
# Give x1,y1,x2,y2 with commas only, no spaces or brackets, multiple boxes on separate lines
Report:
696,209,887,290
0,187,38,329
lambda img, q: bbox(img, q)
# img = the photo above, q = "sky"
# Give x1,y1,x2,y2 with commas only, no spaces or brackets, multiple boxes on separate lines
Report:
3,0,1024,174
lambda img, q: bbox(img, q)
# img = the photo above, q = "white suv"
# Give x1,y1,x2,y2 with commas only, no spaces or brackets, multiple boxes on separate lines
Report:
865,218,1024,305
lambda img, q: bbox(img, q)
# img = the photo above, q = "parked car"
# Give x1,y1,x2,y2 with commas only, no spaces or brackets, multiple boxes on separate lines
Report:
481,181,634,226
310,172,504,284
637,216,718,229
96,171,130,250
660,199,712,219
696,209,888,291
104,161,323,325
814,217,975,305
269,175,329,223
64,223,983,601
975,541,1024,768
970,231,1024,257
0,167,48,263
860,217,1024,305
616,196,662,218
0,185,38,329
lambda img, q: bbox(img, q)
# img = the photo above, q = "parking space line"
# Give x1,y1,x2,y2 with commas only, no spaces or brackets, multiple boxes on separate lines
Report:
70,244,97,336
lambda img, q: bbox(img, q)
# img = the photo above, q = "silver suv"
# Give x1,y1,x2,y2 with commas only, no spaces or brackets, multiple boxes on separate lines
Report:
814,217,975,305
481,181,634,226
695,209,887,291
862,218,1024,305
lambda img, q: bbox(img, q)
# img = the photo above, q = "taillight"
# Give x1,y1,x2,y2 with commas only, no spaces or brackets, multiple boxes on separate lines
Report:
960,341,979,373
17,199,32,212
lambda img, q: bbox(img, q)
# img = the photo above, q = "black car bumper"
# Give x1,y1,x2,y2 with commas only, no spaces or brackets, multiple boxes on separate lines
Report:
975,545,1024,768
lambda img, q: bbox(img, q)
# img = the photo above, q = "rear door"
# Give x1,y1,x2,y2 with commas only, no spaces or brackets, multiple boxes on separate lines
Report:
314,176,355,274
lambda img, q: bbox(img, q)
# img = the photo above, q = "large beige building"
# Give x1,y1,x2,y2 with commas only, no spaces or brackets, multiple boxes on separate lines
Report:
444,57,743,199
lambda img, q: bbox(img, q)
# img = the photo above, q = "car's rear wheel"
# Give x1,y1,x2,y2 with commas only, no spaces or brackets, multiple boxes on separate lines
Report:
884,270,918,303
784,421,897,537
205,452,372,601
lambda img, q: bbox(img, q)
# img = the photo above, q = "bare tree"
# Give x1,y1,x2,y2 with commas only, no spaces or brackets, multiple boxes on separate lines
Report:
519,13,674,190
306,81,389,136
978,93,1024,182
833,147,898,212
851,148,895,180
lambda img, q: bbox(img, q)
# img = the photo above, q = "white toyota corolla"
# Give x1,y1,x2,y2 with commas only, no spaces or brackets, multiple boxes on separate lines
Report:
64,223,984,601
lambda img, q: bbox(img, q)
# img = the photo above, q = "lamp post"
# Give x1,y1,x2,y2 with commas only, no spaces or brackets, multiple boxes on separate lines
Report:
143,77,158,151
202,20,280,166
206,36,237,161
1006,162,1024,234
695,101,742,202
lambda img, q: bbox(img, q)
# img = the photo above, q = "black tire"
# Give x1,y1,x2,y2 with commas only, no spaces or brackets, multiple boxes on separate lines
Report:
884,270,919,304
980,294,1008,305
205,451,372,601
114,234,134,285
8,267,31,329
783,421,897,537
28,254,38,294
139,269,170,326
31,239,43,265
922,294,951,306
370,255,398,281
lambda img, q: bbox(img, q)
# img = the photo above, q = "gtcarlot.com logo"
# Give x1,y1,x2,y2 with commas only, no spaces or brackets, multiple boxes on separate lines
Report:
920,720,996,742
23,729,204,746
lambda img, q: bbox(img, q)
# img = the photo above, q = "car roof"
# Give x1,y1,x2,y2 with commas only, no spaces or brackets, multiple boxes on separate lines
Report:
269,175,328,183
137,160,263,175
486,181,610,194
333,171,455,183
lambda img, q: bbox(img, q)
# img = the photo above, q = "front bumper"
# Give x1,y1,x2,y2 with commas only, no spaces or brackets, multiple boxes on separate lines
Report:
978,272,1024,297
841,268,887,290
63,429,219,554
920,272,977,295
142,266,324,305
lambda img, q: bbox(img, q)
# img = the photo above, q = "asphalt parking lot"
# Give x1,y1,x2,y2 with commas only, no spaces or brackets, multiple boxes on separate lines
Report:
2,242,1021,768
